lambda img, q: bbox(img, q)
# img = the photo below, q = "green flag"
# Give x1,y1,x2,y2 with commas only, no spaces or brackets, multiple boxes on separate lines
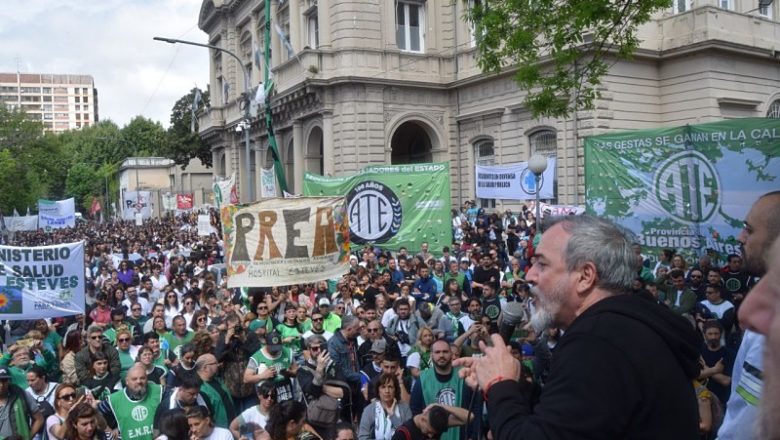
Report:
303,162,452,253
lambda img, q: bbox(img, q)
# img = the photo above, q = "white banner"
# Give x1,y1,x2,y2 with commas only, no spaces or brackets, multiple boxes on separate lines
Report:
0,241,86,318
197,214,213,236
475,158,556,200
527,201,585,218
122,191,153,220
6,215,38,232
38,198,76,230
162,193,177,211
213,174,238,208
260,167,277,198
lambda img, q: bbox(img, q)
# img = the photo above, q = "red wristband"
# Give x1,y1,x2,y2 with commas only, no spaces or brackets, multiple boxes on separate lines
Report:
483,375,505,400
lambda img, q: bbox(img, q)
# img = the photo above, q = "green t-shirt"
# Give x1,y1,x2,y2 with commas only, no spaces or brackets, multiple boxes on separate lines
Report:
163,330,195,359
275,323,303,354
322,313,341,334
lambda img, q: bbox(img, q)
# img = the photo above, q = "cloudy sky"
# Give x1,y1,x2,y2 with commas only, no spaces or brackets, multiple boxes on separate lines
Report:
0,0,210,128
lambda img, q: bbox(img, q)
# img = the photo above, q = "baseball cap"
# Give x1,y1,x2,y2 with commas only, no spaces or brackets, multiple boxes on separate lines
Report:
249,319,266,332
318,297,331,307
0,368,10,379
266,331,283,350
460,257,469,263
369,339,387,354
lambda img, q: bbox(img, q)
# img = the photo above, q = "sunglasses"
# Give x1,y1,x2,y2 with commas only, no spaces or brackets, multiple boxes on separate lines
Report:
367,328,380,333
117,338,131,342
90,335,102,340
310,346,322,351
197,317,206,322
132,307,141,311
262,393,276,400
312,317,323,322
58,393,77,401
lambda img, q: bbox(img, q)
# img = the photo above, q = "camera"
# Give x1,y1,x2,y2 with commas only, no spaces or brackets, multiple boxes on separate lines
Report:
396,331,410,345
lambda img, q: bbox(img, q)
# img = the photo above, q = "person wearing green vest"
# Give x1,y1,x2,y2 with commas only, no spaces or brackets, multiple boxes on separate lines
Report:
409,340,478,440
99,364,161,440
244,331,298,402
317,298,342,333
0,366,44,439
163,315,195,359
195,353,236,429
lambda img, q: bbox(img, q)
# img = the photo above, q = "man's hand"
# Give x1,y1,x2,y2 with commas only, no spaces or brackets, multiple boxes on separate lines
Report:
453,334,521,390
316,351,331,374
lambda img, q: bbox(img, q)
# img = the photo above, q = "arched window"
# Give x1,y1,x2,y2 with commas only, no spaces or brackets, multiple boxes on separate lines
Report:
767,99,780,118
474,139,495,208
529,129,558,203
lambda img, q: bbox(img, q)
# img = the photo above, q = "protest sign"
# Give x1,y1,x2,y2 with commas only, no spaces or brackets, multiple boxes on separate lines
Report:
303,163,451,253
585,117,780,265
162,193,177,211
260,167,277,198
526,201,585,218
38,198,76,230
122,191,153,220
221,197,350,287
197,214,212,236
177,193,194,210
475,158,556,200
6,215,38,232
0,242,85,318
214,174,239,208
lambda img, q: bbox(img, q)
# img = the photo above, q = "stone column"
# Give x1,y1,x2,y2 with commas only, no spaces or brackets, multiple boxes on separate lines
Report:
293,120,304,192
318,0,332,49
322,111,334,176
289,0,301,52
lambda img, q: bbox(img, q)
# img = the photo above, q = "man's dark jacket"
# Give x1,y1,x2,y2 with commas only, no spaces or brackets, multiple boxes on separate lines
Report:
486,294,701,440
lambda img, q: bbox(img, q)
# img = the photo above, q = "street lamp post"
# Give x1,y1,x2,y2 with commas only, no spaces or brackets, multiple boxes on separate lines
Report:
528,154,548,233
153,36,255,202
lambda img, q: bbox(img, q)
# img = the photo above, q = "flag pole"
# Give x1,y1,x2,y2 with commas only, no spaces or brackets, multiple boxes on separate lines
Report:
263,0,289,195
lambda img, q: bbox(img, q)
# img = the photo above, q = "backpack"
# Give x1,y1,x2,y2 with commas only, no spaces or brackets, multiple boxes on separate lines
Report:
223,357,255,398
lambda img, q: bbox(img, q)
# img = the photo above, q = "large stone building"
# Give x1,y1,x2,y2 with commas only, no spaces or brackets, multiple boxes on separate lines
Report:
197,0,780,208
0,72,99,133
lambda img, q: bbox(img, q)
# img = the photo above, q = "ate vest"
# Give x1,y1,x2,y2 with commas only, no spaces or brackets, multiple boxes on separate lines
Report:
108,383,162,440
421,367,464,440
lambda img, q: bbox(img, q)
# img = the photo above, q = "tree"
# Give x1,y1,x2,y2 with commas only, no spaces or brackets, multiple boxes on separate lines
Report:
164,87,212,168
0,107,68,213
467,0,671,117
65,162,102,211
121,116,167,156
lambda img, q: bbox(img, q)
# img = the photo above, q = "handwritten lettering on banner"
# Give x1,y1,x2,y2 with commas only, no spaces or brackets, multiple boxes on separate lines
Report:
221,197,350,287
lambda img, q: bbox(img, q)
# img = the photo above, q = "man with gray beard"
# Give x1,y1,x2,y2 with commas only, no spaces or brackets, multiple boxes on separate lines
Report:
739,236,780,439
718,190,780,440
455,215,700,440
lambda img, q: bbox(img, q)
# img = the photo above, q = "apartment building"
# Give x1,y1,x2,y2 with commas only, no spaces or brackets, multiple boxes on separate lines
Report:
0,72,99,133
197,0,780,207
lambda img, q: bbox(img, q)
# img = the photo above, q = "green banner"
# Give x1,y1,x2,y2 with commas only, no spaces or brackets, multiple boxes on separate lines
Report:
303,163,452,253
585,117,780,266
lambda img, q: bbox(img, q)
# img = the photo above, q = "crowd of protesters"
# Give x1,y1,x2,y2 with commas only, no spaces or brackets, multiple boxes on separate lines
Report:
0,197,770,440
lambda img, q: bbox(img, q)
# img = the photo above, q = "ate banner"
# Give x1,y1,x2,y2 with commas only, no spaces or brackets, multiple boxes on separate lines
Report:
303,163,452,253
221,197,350,287
177,193,194,210
214,174,239,207
122,191,153,220
585,117,780,265
0,242,86,318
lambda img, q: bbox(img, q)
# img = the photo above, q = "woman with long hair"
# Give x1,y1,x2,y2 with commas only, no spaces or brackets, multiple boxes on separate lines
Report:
47,384,80,440
358,373,412,440
60,330,83,384
163,288,180,328
185,405,233,440
190,308,210,333
180,294,198,328
81,351,120,402
156,408,188,440
406,327,434,379
63,403,110,440
265,400,319,440
108,287,125,310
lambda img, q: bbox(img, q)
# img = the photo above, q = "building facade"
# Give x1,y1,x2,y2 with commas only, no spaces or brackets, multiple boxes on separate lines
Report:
119,157,214,216
0,72,99,133
197,0,780,208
